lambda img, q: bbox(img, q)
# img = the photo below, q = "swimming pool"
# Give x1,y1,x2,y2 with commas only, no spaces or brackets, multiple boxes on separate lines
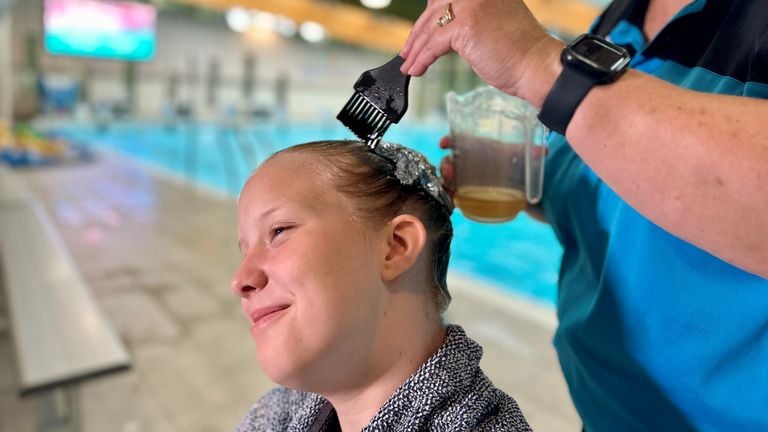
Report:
49,119,563,305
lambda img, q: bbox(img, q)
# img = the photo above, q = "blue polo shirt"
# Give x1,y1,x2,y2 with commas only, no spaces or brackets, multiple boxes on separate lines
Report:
541,0,768,430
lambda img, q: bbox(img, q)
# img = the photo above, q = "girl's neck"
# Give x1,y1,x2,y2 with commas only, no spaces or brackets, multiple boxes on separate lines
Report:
325,320,446,431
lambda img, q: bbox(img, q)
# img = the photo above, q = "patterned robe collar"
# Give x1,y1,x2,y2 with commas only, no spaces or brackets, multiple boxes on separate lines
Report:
298,325,485,431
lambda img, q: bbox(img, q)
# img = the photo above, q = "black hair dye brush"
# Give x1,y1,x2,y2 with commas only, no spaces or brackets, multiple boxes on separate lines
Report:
337,55,411,148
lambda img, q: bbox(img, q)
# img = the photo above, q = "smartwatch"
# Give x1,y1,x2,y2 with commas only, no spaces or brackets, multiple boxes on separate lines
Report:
538,33,631,135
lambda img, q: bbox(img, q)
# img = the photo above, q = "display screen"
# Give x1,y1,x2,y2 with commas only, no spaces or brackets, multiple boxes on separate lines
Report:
572,38,625,69
44,0,156,61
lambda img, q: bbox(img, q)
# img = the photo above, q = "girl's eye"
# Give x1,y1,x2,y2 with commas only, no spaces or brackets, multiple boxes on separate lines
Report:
270,225,292,241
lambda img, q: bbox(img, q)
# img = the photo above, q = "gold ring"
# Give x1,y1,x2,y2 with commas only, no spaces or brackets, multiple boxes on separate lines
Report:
436,3,454,27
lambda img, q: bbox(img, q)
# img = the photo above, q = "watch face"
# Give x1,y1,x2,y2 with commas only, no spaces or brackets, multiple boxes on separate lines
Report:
571,38,627,70
564,34,631,82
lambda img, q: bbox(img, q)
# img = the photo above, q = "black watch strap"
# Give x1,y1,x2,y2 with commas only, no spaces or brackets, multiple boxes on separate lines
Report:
537,68,595,136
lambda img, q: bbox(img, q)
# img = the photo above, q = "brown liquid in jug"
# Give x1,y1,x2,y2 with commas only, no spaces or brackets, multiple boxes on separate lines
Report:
454,186,527,223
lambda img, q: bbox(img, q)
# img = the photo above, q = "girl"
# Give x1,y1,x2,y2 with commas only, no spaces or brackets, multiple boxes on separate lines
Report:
231,140,530,431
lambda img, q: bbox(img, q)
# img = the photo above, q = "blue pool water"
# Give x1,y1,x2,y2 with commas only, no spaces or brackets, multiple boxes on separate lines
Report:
51,119,563,305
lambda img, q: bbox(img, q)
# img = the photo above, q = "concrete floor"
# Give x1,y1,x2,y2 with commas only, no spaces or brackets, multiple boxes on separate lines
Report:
0,151,579,432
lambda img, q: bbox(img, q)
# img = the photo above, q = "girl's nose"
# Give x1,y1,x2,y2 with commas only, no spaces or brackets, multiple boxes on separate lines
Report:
230,256,268,298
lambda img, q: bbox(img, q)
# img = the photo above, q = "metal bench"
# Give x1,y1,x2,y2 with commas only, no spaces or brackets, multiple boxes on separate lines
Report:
0,166,130,396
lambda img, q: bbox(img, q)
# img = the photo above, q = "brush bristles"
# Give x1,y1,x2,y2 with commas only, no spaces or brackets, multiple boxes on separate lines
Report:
337,92,392,142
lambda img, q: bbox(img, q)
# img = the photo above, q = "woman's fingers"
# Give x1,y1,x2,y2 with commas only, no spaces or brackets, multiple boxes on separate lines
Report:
401,25,454,76
439,135,452,149
401,2,461,75
440,137,454,197
439,155,456,198
401,3,440,60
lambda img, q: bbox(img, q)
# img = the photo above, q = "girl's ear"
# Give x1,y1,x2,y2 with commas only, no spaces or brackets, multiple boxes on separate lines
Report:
380,214,428,281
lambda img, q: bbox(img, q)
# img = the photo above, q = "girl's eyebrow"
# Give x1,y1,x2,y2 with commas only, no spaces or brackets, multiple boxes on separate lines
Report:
258,204,285,221
237,204,286,253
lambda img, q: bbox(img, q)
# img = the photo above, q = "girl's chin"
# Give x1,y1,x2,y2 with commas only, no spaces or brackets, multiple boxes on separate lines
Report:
261,363,309,389
258,350,333,392
257,346,302,383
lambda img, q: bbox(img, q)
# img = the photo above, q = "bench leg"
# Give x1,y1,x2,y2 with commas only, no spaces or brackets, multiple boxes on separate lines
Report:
37,387,79,432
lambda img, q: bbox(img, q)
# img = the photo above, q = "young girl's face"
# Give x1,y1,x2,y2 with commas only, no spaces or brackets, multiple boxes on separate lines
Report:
232,152,390,391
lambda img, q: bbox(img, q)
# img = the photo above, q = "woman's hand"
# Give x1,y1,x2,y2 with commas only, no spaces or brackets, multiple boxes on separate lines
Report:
438,135,456,198
400,0,562,102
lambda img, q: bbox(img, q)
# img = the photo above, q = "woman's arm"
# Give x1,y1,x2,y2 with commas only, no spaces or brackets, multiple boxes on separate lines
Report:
516,40,768,277
566,70,768,277
404,1,768,277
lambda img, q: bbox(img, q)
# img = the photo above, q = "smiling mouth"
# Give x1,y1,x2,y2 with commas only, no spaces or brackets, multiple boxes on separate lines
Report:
250,305,290,327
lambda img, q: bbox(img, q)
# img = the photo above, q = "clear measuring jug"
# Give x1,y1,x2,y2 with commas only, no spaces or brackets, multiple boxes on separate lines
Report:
446,86,547,223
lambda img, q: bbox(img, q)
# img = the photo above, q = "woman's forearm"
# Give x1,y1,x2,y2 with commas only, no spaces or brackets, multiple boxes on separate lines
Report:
568,70,768,277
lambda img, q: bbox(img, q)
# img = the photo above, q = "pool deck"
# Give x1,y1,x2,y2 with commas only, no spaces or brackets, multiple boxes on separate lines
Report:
0,151,579,431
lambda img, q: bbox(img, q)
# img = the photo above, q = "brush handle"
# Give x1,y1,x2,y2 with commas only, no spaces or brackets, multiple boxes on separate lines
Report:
360,56,407,86
354,55,411,122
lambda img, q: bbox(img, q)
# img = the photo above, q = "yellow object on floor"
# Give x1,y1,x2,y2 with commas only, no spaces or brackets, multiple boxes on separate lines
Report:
13,124,66,156
0,120,14,148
